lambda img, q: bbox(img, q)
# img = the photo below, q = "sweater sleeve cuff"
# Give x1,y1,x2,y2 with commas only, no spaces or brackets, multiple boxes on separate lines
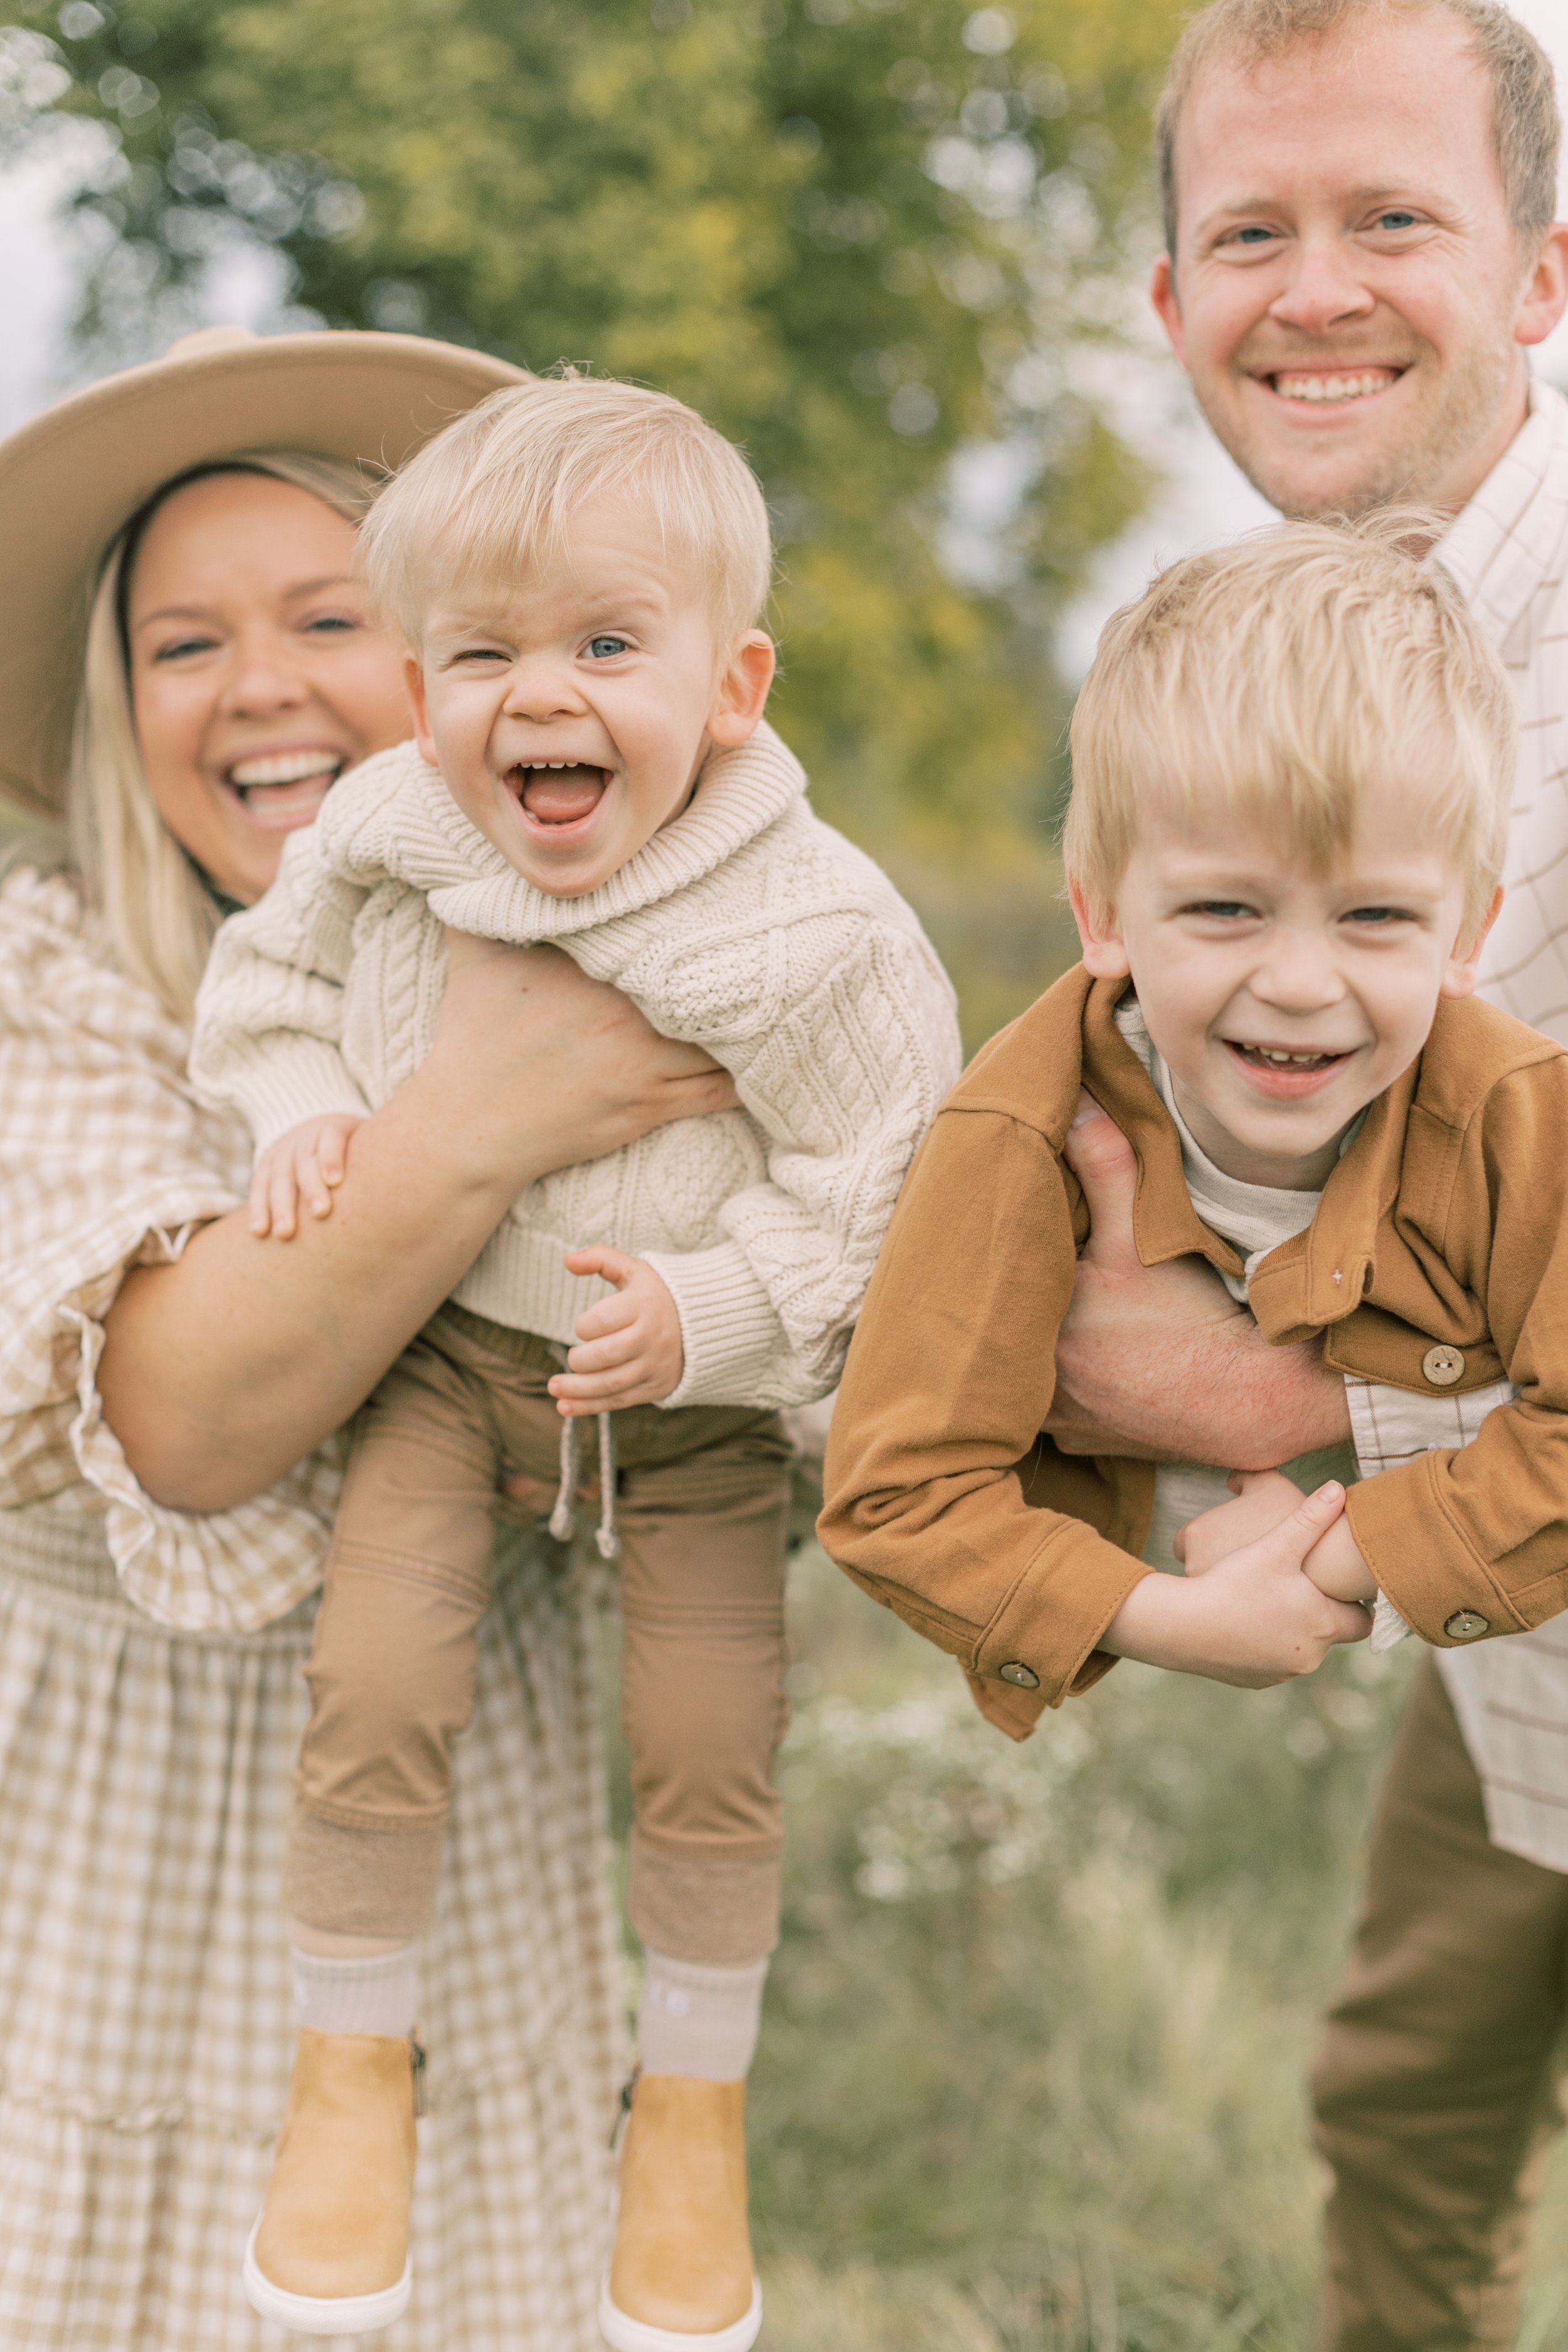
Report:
198,1042,371,1154
1346,1456,1528,1645
642,1242,790,1409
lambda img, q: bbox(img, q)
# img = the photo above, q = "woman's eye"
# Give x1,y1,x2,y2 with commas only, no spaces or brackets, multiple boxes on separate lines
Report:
585,634,630,660
151,635,218,662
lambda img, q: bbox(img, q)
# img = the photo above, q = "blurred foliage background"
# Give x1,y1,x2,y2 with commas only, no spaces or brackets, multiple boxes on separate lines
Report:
0,0,1185,1042
15,4,1568,2346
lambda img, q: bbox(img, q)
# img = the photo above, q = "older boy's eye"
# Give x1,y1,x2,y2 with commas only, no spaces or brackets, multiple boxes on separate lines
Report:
1186,900,1255,920
1343,905,1409,926
585,634,630,659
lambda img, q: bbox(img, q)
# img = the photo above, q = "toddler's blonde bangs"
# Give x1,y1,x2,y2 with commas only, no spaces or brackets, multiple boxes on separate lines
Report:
1064,518,1515,934
360,375,773,648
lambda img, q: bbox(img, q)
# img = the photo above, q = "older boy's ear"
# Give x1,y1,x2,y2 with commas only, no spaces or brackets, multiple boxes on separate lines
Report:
1068,876,1133,979
1440,884,1504,999
707,632,776,750
405,654,438,766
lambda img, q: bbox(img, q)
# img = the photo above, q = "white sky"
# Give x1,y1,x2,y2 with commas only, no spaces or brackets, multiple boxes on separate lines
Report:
5,0,1568,663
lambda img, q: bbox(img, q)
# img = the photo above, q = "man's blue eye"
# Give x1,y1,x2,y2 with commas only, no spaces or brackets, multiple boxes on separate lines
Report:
1375,211,1417,231
586,635,629,659
1234,226,1276,245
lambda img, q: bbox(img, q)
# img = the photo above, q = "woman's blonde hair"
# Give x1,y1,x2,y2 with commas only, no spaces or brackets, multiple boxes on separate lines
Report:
359,375,773,650
1064,513,1516,935
68,451,379,1022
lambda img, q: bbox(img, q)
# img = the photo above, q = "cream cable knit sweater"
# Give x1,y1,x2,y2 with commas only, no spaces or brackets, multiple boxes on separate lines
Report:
191,723,962,1410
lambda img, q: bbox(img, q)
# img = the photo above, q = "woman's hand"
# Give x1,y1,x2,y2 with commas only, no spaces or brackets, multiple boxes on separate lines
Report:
1046,1097,1352,1468
432,933,738,1195
102,936,738,1513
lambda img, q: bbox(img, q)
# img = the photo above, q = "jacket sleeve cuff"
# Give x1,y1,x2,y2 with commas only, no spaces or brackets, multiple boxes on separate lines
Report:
971,1518,1152,1708
1347,1456,1528,1645
642,1242,795,1409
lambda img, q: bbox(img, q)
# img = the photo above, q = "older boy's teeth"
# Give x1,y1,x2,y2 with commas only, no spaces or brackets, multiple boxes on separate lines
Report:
229,750,342,788
1238,1044,1337,1066
1273,369,1398,403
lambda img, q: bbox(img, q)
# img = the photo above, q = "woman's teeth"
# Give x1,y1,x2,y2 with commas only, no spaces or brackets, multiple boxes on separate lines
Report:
228,750,343,797
1272,368,1399,403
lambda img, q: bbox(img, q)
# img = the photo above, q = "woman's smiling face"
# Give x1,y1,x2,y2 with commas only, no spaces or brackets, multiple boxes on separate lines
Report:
125,470,411,904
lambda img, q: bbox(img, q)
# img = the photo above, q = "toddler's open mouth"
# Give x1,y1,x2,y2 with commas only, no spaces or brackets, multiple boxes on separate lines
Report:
511,761,611,828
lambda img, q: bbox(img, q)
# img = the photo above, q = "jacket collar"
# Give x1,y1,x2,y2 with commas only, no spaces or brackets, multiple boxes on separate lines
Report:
1435,381,1568,654
1081,976,1420,1340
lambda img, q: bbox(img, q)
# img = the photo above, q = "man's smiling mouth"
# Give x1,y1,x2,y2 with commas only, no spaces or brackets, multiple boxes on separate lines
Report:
1268,367,1404,404
511,760,611,827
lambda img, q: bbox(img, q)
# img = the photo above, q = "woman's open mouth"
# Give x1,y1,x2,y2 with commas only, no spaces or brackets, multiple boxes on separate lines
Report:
1268,366,1405,405
510,761,612,835
1226,1039,1352,1098
225,748,346,830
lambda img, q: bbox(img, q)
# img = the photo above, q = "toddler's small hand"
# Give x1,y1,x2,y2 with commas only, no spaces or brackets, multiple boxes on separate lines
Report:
549,1248,685,1414
248,1114,364,1240
1302,1510,1379,1604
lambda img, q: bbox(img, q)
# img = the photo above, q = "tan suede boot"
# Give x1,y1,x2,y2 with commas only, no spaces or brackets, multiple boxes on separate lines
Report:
602,2074,760,2347
244,2029,416,2332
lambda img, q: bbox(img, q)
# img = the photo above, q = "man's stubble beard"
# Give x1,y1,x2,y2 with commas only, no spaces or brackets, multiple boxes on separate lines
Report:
1196,335,1517,521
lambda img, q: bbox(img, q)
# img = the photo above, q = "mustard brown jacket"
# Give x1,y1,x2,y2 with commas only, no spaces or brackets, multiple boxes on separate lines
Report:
818,968,1568,1739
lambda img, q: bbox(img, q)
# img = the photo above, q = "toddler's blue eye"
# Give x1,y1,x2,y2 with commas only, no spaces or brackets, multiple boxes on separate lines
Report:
586,634,629,659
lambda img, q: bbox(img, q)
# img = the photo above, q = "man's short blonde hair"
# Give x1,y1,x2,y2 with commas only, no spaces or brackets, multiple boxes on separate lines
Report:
360,375,773,647
1156,0,1559,257
1064,517,1515,933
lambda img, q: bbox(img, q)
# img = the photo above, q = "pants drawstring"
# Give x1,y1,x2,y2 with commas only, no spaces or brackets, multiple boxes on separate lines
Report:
548,1412,620,1561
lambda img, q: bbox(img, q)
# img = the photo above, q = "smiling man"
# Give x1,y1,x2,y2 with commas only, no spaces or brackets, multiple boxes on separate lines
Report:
1046,3,1568,2344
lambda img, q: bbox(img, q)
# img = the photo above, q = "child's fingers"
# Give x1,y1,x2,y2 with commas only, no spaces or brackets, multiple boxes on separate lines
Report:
297,1144,336,1222
564,1244,642,1288
1256,1480,1347,1569
267,1159,301,1242
549,1357,654,1406
248,1160,275,1238
573,1290,640,1342
563,1327,641,1376
317,1121,352,1187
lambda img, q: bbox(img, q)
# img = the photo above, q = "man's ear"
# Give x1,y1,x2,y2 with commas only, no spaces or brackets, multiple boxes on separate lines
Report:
1068,876,1133,978
706,632,776,750
405,653,438,766
1514,223,1568,349
1151,253,1187,367
1440,884,1503,999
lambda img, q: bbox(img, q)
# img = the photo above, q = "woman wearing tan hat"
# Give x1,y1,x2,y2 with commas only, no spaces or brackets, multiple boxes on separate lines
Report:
0,324,737,2349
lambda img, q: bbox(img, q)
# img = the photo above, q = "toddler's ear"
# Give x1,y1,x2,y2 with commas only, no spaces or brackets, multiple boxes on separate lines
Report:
707,632,776,750
1068,876,1132,979
1441,883,1504,1000
404,653,439,766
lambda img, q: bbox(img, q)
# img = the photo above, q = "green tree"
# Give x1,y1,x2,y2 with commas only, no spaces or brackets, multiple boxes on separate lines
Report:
1,0,1182,1039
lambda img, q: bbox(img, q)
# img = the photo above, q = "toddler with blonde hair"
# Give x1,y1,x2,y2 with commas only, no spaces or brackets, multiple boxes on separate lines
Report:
192,375,960,2347
824,516,1568,1743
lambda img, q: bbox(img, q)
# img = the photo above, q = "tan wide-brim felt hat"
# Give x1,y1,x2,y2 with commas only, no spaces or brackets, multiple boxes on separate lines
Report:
0,324,526,817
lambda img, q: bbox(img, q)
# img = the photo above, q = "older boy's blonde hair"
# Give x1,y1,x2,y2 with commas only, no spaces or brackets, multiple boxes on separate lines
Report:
1064,516,1515,935
1155,0,1559,258
359,375,773,649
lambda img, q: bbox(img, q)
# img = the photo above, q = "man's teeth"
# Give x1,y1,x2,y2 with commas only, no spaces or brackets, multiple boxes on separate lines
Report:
1273,369,1397,404
228,751,342,788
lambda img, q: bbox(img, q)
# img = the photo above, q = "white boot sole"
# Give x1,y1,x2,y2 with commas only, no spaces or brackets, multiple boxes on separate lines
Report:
243,2218,413,2336
598,2275,762,2351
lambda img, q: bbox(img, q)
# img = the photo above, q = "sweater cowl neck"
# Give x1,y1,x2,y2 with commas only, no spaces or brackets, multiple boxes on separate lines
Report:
342,719,807,943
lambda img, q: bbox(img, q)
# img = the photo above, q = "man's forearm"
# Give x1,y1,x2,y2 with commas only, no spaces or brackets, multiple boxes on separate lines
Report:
1051,1318,1352,1468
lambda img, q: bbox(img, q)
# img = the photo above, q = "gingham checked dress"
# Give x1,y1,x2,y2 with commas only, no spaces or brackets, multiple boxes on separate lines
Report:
0,864,624,2349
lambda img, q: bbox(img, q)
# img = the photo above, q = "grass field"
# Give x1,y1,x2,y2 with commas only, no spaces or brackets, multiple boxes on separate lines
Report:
607,1539,1568,2351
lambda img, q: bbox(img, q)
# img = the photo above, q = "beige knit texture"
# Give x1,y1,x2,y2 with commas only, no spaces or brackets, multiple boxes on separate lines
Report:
191,722,961,1409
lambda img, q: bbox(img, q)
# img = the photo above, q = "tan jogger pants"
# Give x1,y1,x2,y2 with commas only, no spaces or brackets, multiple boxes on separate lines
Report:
1312,1653,1568,2350
285,1304,794,1962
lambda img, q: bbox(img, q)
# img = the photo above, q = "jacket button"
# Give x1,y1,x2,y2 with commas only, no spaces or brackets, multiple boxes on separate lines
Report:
998,1661,1040,1689
1444,1610,1490,1640
1422,1345,1465,1387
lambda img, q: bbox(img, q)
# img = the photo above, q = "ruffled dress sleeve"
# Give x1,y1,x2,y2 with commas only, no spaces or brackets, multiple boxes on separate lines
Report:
0,866,343,1631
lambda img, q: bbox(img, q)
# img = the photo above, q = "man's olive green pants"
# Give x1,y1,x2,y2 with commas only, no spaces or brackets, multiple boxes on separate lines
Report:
1313,1653,1568,2349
